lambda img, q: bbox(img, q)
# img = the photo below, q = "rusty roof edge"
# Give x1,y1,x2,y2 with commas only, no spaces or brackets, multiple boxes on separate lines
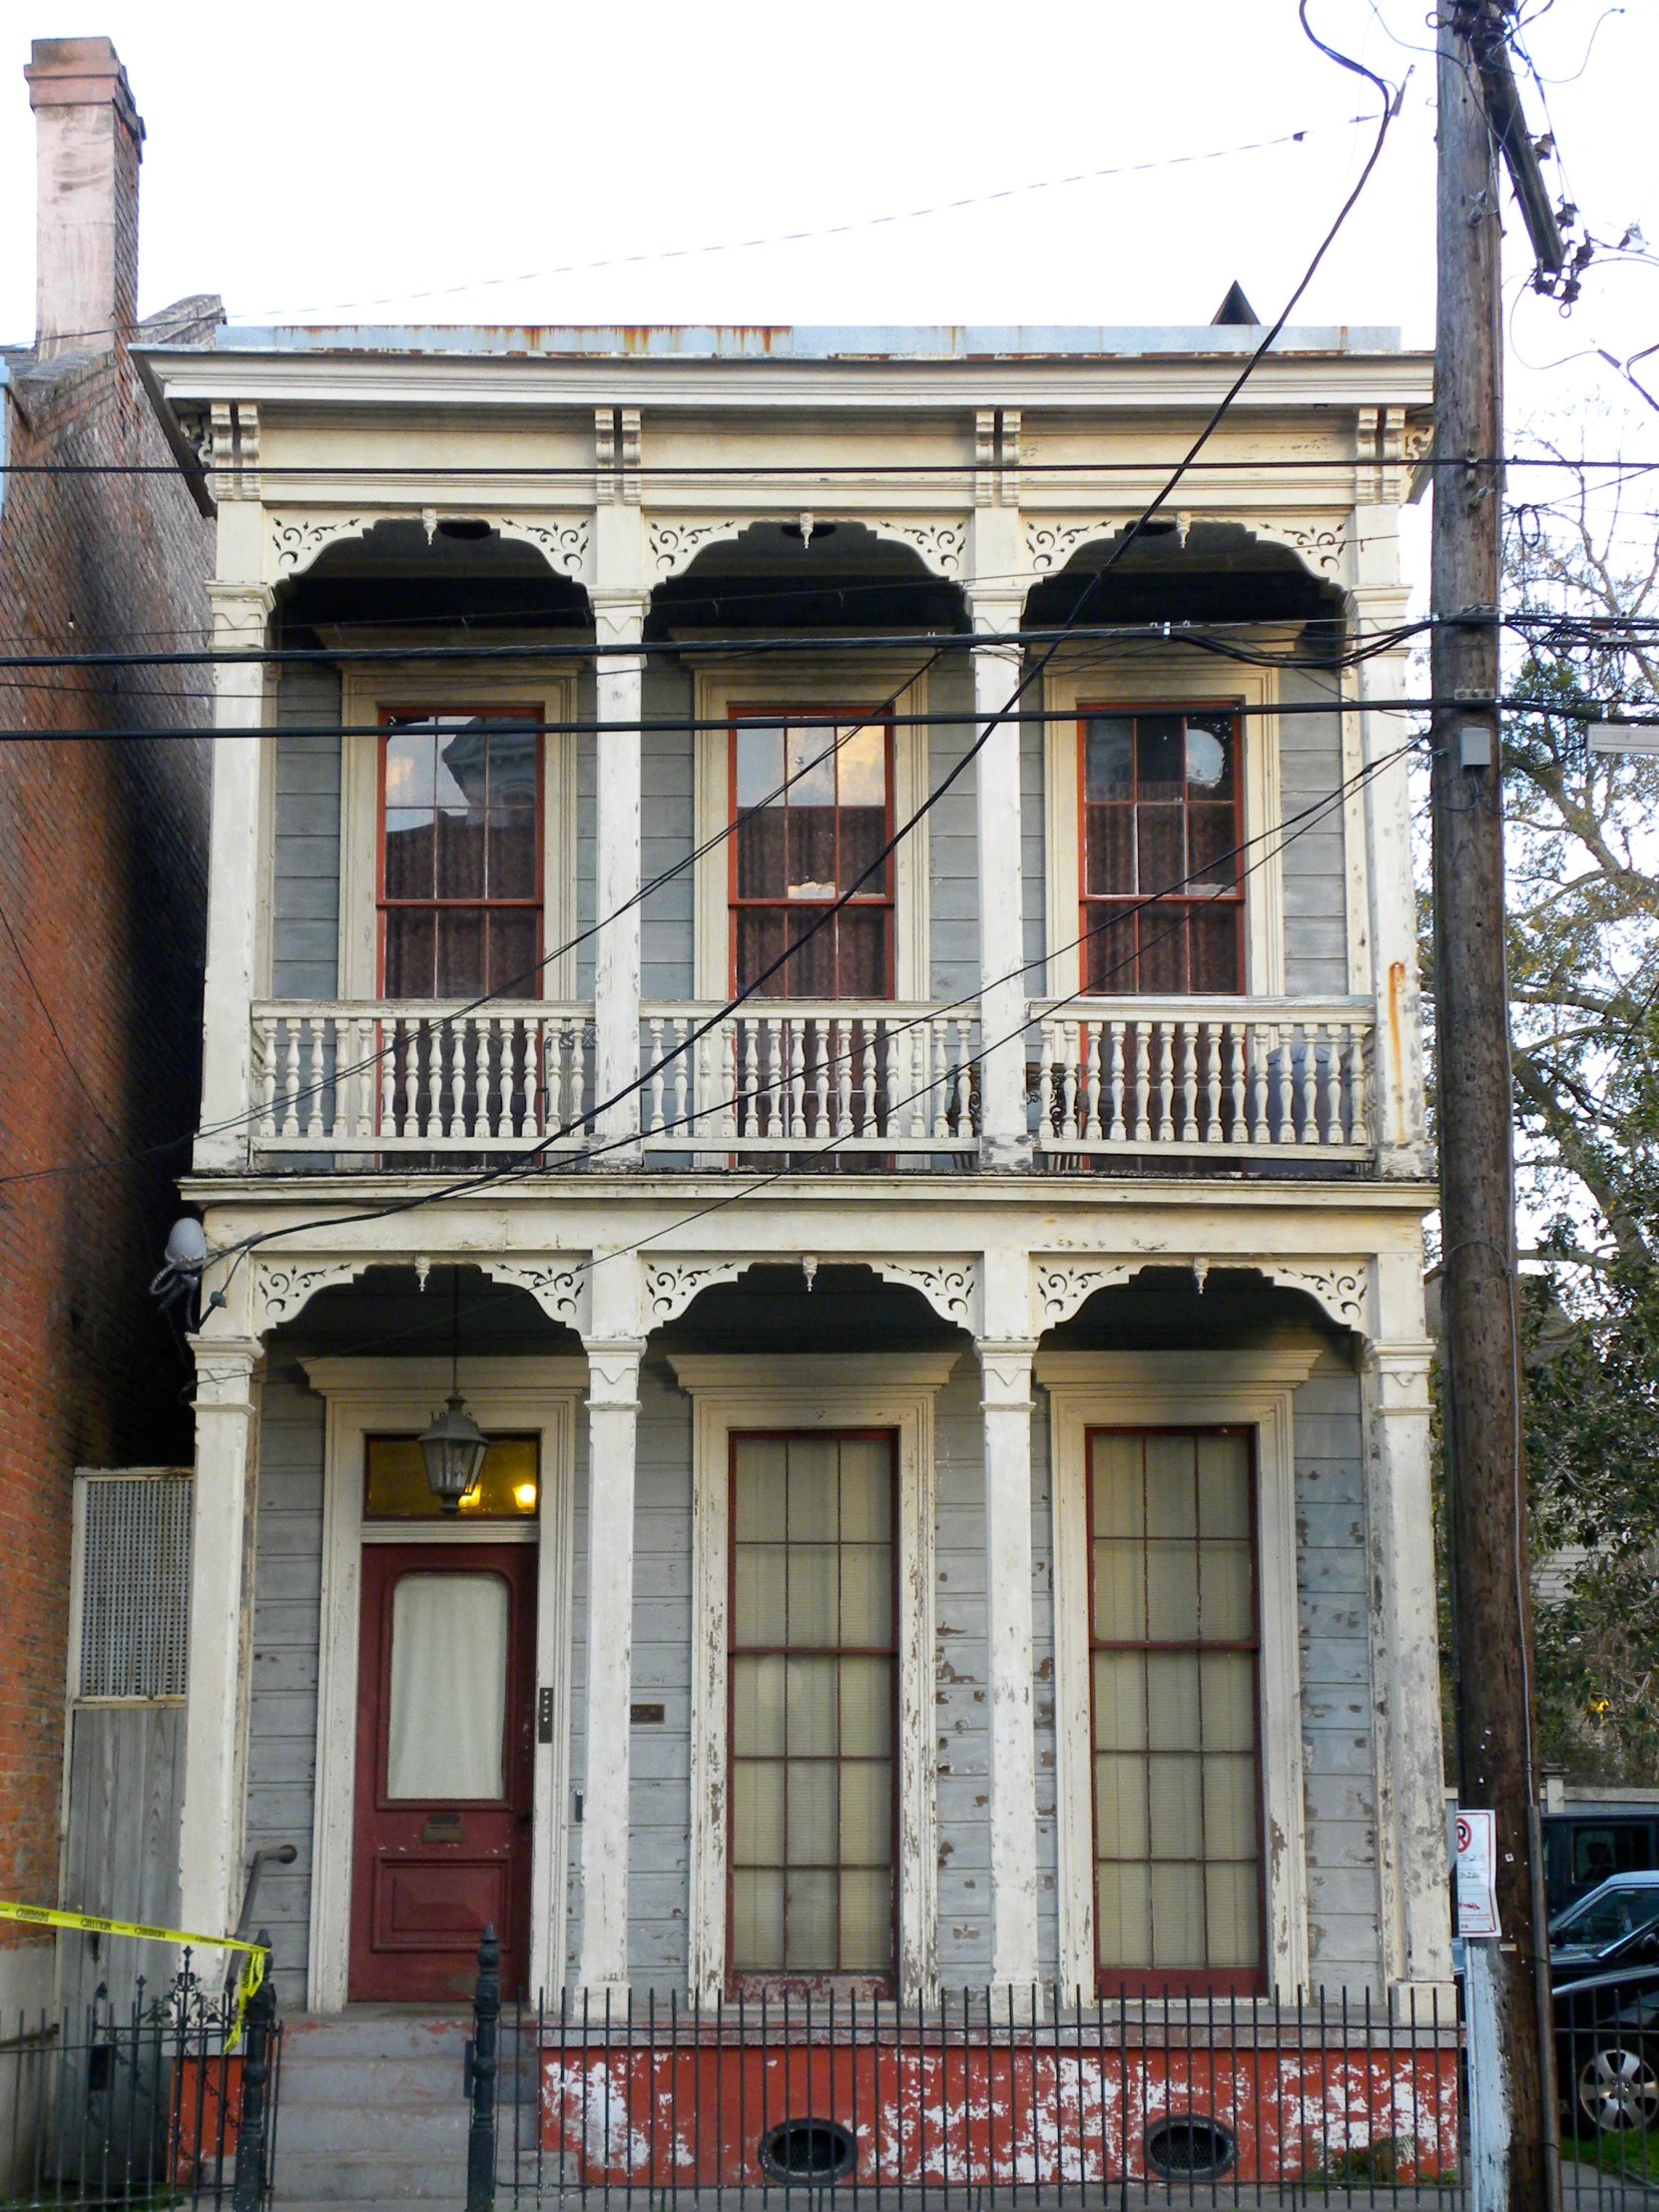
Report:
193,320,1406,360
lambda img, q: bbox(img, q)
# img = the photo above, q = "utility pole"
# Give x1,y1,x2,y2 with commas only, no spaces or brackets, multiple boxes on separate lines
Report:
1431,7,1563,2209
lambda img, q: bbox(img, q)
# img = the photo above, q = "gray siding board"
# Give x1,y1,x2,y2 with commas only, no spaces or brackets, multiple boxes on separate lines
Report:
1277,671,1349,996
272,668,342,1001
928,663,978,1004
641,671,695,1003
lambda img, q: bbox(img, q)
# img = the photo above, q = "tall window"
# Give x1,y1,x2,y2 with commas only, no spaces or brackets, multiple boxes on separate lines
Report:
380,713,541,998
731,715,892,998
1089,1428,1263,1993
1080,709,1243,994
728,1432,897,1987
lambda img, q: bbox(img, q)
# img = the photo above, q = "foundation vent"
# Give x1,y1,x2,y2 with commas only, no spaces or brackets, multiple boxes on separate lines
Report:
74,1470,193,1701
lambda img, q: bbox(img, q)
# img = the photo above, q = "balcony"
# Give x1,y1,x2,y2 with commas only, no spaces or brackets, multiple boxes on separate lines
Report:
248,996,1378,1168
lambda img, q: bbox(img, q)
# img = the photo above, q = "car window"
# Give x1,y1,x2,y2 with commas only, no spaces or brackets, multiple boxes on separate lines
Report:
1572,1825,1652,1887
1560,1884,1659,1947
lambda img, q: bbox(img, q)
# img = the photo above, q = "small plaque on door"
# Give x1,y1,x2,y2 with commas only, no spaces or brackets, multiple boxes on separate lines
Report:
630,1702,666,1726
421,1813,465,1843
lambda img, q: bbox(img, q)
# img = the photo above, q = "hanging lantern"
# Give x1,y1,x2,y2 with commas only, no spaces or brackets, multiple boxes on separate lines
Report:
418,1390,489,1514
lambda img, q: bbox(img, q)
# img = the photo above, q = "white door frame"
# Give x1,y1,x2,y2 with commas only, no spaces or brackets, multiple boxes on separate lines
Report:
667,1351,960,2004
301,1356,585,2010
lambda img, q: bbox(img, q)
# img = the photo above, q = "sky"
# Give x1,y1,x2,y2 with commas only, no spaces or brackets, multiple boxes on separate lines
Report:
0,0,1652,429
0,0,1654,610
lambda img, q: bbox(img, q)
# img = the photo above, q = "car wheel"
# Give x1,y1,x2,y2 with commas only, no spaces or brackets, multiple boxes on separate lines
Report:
1576,2037,1659,2134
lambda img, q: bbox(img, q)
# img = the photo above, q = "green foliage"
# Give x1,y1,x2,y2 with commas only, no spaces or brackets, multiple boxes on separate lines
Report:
1496,453,1659,1785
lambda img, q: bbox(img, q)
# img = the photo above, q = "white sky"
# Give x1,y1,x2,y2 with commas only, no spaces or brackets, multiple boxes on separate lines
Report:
0,0,1652,423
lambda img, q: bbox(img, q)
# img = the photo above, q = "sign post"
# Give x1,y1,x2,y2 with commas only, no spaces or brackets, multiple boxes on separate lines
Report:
1456,1810,1506,2212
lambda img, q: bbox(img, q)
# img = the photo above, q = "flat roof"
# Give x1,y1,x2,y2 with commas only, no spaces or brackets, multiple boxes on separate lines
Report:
209,321,1402,359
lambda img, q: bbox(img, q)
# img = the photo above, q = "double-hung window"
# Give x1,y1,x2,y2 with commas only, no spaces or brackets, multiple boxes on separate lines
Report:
730,714,893,999
1089,1427,1264,1993
379,712,542,999
1080,708,1243,993
728,1431,897,1989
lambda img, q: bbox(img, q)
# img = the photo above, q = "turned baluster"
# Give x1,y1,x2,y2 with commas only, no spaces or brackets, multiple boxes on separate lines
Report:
1038,1020,1056,1144
257,1013,277,1139
1298,1020,1320,1144
1133,1022,1152,1143
1204,1022,1223,1145
1156,1022,1176,1143
1180,1021,1199,1143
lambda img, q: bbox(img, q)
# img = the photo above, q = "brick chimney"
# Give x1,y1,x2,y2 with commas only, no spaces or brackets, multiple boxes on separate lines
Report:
24,36,145,358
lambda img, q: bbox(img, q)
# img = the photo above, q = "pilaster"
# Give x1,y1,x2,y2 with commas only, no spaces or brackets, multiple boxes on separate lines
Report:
977,1338,1042,1993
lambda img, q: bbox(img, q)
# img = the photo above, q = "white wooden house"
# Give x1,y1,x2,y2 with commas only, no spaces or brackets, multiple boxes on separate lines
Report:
135,321,1450,2050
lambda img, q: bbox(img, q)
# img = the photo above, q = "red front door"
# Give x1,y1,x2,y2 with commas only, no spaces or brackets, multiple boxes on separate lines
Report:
349,1544,536,2001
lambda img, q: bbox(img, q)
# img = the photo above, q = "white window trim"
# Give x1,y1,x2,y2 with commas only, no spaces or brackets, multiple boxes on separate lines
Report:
691,658,931,1003
301,1355,586,2012
1036,1344,1323,1998
667,1351,959,2004
1041,655,1284,1000
336,668,580,1002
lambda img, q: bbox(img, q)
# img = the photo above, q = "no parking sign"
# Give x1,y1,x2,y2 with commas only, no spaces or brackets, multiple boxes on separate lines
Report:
1455,1809,1502,1938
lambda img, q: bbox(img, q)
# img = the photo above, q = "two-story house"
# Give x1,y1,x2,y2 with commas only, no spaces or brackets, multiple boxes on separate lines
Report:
137,316,1451,2189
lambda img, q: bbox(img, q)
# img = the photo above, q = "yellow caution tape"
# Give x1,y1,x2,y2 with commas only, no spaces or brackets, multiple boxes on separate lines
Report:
0,1902,270,2050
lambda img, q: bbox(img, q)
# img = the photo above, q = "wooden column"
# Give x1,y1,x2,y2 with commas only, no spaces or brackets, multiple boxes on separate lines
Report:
194,573,274,1171
577,1328,643,1992
971,624,1031,1168
178,1335,261,1938
1364,1251,1455,2007
978,1337,1042,1993
593,588,645,1159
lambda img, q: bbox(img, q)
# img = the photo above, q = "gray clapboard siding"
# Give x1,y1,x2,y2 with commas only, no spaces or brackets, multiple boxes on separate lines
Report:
245,1377,326,2009
1278,670,1350,997
641,671,696,1002
927,663,978,1004
575,676,596,999
1293,1351,1382,1993
272,667,343,1000
1022,709,1046,982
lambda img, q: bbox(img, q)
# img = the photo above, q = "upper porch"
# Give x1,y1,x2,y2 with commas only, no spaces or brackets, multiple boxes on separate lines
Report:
138,322,1433,1185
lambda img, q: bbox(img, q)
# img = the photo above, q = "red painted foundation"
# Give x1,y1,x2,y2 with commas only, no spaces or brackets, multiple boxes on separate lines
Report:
540,2033,1459,2188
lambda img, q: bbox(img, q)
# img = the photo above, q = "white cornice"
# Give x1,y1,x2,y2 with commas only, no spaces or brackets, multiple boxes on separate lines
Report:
139,348,1432,414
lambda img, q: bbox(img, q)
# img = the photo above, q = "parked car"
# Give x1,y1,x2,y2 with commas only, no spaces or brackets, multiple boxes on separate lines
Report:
1550,1871,1659,1984
1555,1956,1659,2137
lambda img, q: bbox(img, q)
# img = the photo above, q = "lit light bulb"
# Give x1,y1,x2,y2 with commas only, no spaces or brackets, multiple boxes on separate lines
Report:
513,1481,538,1511
458,1482,482,1511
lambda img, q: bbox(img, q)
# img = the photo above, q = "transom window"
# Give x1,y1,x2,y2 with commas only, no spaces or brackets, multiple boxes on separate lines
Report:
730,715,893,998
1089,1427,1264,1993
728,1432,897,1988
380,713,541,999
1080,709,1243,994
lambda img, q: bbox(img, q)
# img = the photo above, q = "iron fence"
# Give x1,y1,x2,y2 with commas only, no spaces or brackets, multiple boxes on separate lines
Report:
478,1967,1659,2208
0,1944,280,2212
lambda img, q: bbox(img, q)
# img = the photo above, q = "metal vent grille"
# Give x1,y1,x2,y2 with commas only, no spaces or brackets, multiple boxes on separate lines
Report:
77,1473,193,1701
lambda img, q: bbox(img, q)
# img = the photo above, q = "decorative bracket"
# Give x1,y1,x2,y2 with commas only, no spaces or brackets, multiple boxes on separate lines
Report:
481,1258,588,1333
642,1256,750,1325
254,1255,373,1333
1030,1256,1147,1329
646,517,750,577
868,1257,979,1332
1031,1252,1371,1336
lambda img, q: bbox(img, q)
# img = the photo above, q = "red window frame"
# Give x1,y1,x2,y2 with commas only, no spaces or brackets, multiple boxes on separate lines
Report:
725,1427,901,1997
376,707,544,1000
1076,704,1245,996
1085,1425,1267,1997
727,709,896,1001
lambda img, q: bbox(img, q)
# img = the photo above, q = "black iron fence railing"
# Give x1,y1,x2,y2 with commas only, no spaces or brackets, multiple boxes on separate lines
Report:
472,1948,1659,2208
0,1944,280,2212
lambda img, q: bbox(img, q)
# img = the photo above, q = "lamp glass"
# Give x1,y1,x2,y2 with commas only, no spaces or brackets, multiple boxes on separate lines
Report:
418,1391,491,1514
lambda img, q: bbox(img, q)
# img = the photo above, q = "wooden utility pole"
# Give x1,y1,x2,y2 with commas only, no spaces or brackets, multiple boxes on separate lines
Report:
1431,7,1561,2208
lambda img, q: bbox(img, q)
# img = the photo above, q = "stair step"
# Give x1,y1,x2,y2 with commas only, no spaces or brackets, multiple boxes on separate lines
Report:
276,2151,474,2201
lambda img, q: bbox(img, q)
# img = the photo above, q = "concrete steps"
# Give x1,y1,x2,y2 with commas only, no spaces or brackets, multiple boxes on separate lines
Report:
275,2009,532,2204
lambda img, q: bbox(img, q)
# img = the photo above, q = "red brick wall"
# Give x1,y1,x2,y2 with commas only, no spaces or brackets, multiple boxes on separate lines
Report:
0,314,214,1950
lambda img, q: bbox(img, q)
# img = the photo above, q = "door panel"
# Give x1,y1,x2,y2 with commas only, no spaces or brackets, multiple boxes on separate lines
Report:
350,1543,536,2001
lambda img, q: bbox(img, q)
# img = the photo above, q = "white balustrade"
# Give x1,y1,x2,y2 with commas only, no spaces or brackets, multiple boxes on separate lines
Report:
1033,998,1375,1159
638,1002,981,1154
252,1002,594,1152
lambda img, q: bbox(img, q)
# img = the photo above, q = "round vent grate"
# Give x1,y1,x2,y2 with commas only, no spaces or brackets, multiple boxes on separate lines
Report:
1145,2115,1237,2179
758,2117,856,2185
